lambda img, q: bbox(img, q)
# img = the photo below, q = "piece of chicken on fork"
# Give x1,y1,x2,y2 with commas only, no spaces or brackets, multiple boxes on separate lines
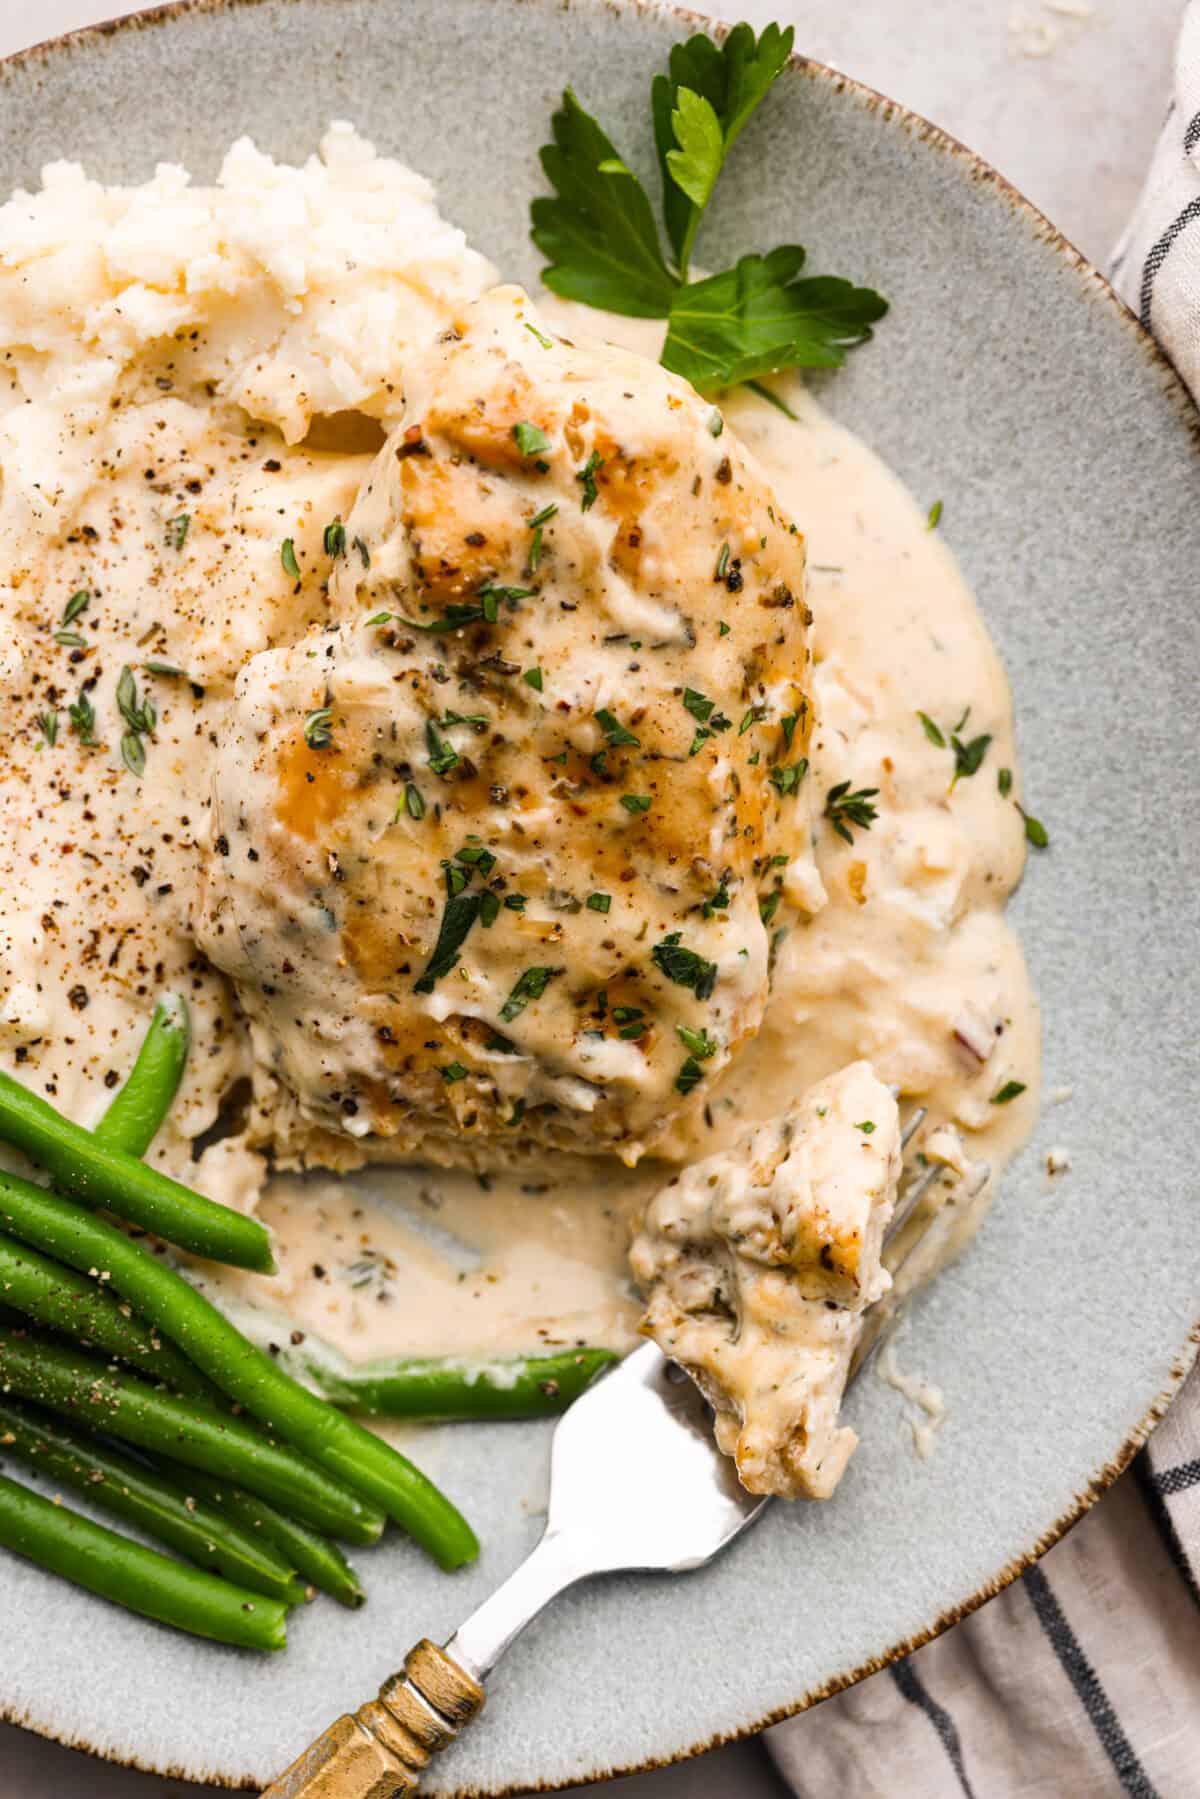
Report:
630,1060,902,1499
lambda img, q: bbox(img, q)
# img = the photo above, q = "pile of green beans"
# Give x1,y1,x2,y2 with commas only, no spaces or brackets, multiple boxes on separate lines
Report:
0,991,619,1646
0,1327,385,1542
0,1065,273,1272
0,1396,304,1604
0,1471,287,1653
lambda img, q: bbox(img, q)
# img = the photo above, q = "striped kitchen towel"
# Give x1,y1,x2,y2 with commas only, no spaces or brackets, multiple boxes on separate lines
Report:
770,10,1200,1791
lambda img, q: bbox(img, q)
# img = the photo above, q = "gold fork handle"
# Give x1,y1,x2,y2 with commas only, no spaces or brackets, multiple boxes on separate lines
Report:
261,1638,486,1799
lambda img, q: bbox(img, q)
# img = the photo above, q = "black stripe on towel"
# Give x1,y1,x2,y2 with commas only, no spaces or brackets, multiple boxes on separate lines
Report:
1024,1564,1160,1798
1139,196,1200,331
1184,109,1200,154
1148,1457,1200,1497
889,1658,977,1798
1135,1453,1200,1610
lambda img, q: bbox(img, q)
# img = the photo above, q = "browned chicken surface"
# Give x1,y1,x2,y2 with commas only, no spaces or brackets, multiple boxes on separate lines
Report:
197,286,818,1164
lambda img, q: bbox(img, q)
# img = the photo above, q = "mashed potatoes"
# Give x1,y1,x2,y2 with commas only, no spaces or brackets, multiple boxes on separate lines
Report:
0,126,494,1199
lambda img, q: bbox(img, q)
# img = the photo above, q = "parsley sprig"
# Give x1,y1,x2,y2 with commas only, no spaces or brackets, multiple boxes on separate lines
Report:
531,22,887,393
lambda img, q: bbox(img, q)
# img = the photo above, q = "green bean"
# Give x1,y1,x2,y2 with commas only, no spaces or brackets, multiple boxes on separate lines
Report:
95,994,190,1157
0,1171,478,1570
299,1344,619,1419
0,1327,384,1545
0,1469,287,1651
174,1467,365,1610
0,1396,304,1604
0,1231,210,1396
0,1069,273,1273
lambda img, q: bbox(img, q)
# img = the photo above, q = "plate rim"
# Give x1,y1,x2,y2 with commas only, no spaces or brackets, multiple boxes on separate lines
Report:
1,0,1199,1789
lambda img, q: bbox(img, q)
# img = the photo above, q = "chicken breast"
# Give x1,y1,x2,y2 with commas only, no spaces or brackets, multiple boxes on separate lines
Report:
196,286,817,1165
629,1062,901,1498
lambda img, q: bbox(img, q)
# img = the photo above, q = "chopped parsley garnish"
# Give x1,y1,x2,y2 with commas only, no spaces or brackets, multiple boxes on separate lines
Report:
997,767,1013,798
507,1099,526,1127
991,1080,1027,1105
500,966,562,1022
528,502,558,570
364,610,393,628
675,1057,705,1094
824,780,879,843
281,537,301,580
504,893,528,911
61,590,90,628
856,1119,876,1134
620,793,651,814
759,890,781,924
682,688,731,754
707,408,724,437
414,892,482,993
615,1006,648,1040
586,891,612,913
530,26,886,392
68,693,98,747
702,878,730,917
303,707,333,750
168,514,191,551
54,631,86,649
442,710,487,730
951,731,992,786
486,1032,519,1054
652,930,717,999
917,710,946,748
441,1062,468,1084
324,518,346,558
1019,807,1049,849
513,421,552,456
144,662,187,679
426,721,460,776
576,449,603,510
715,541,730,581
479,891,501,927
769,758,808,797
523,666,544,692
354,536,372,569
926,499,943,531
403,783,425,820
37,711,58,747
677,1023,717,1058
524,320,554,350
780,712,800,750
596,707,640,747
718,620,731,636
456,843,497,875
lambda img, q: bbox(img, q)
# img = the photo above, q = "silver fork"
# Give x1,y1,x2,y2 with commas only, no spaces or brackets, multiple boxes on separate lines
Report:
263,1115,984,1799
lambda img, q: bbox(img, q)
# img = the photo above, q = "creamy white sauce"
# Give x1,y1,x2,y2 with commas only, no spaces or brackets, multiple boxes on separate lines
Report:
203,332,1042,1367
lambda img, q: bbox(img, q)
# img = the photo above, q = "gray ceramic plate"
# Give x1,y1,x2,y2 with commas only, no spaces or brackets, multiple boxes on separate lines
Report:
1,0,1199,1790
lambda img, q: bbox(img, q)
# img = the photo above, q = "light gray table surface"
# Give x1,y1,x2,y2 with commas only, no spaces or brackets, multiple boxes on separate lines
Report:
0,1,1182,1794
